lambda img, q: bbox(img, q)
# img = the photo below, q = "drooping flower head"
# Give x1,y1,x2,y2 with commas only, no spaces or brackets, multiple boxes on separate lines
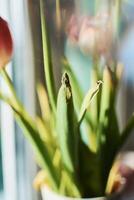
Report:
0,17,13,68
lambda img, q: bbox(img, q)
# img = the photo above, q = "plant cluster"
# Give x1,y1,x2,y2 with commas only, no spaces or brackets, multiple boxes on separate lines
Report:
0,0,134,198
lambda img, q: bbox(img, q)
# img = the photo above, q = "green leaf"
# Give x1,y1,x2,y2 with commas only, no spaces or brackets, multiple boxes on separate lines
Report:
63,59,95,130
57,73,78,173
59,170,81,197
56,73,81,196
98,67,120,147
40,0,57,114
79,141,103,196
63,59,97,152
36,117,53,145
15,112,59,191
78,81,102,126
63,59,83,113
37,83,51,121
0,66,60,191
0,92,59,191
97,67,120,190
89,67,102,128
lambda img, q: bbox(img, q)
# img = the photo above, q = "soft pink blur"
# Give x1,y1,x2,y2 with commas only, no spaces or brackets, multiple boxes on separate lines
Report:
109,152,134,196
66,13,113,57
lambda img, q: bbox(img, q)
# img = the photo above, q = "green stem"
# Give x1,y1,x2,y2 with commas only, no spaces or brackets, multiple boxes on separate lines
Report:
40,0,57,115
113,0,122,39
1,69,17,98
56,0,61,30
1,69,21,109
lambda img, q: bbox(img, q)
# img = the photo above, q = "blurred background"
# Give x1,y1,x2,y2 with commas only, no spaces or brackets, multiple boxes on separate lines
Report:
0,0,134,199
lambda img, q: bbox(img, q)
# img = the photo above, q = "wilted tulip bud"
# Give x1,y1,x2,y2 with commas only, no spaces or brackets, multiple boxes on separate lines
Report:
0,17,13,68
106,151,134,196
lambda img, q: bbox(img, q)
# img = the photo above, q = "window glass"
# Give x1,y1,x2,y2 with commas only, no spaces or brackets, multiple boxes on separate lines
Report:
0,135,3,199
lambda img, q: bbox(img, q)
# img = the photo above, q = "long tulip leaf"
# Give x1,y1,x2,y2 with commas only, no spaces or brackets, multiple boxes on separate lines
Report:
0,92,59,190
97,67,120,189
56,73,81,196
63,59,95,130
57,73,78,173
63,59,83,113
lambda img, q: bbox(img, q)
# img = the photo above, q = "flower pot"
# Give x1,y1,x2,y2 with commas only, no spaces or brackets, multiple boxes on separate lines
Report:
41,187,106,200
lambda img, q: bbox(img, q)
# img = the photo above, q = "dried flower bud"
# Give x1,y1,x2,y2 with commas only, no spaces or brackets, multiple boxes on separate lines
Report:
0,17,13,68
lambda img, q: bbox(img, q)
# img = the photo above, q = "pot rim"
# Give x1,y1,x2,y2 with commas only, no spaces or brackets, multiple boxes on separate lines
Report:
41,186,106,200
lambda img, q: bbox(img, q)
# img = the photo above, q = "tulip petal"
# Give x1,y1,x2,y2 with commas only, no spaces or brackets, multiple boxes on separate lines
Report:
0,17,13,68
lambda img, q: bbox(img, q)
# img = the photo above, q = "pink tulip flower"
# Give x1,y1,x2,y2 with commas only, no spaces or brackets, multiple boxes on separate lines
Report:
66,13,113,57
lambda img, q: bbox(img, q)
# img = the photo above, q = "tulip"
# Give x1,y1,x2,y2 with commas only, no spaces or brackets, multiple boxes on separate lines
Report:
0,17,13,68
66,13,113,57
